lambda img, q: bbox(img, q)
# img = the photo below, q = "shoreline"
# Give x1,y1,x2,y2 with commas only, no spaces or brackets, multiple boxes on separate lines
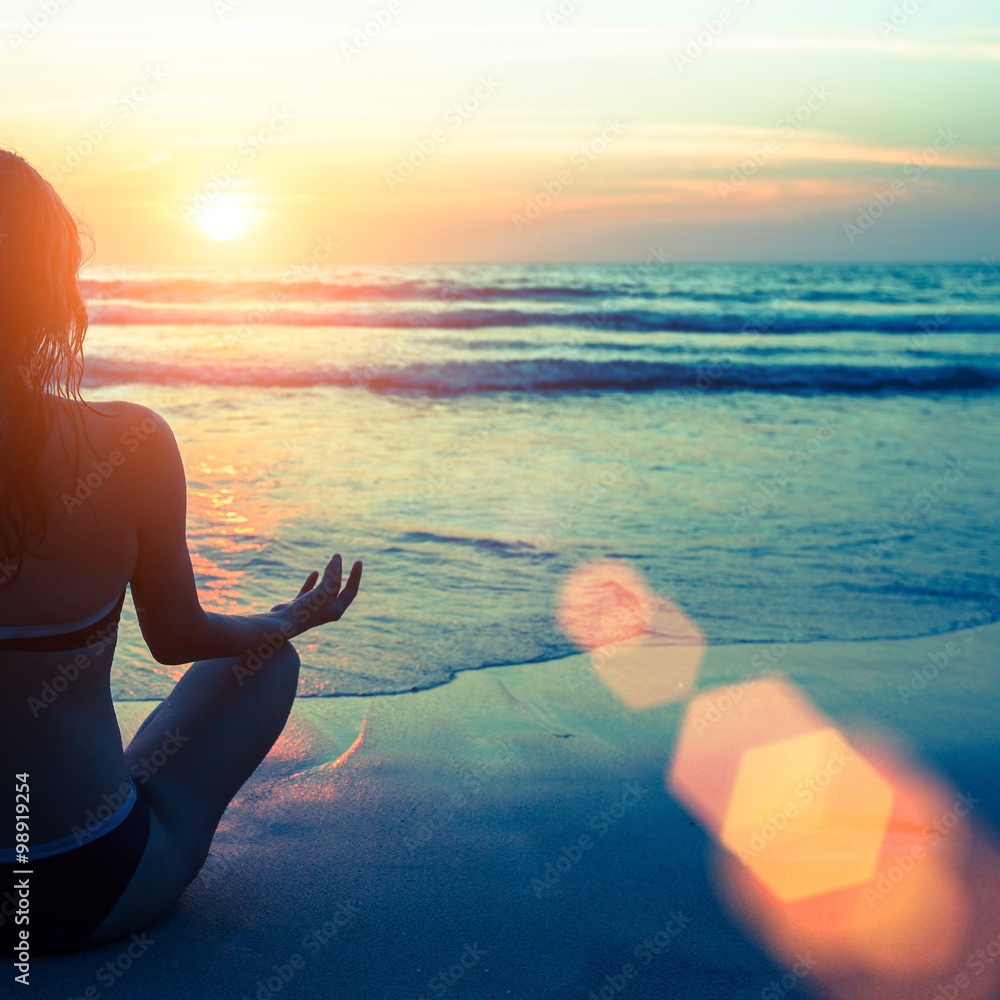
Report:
27,622,1000,999
105,610,1000,707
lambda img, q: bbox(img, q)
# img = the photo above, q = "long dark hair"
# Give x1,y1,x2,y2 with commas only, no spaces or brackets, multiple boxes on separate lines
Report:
0,148,92,586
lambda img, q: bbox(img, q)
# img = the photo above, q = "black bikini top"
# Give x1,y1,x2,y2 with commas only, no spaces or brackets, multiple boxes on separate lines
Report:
0,588,127,652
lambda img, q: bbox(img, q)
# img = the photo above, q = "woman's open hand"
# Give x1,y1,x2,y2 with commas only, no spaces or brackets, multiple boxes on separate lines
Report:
270,554,363,636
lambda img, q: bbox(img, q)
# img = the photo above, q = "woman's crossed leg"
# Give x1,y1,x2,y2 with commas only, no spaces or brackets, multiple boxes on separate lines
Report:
88,640,301,946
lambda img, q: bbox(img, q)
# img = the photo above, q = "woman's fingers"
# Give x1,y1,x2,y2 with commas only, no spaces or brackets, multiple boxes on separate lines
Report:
334,561,363,616
317,554,343,598
296,571,319,597
295,556,361,625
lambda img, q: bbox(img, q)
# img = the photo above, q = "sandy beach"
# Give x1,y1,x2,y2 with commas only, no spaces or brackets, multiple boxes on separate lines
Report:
5,0,999,993
28,621,1000,1000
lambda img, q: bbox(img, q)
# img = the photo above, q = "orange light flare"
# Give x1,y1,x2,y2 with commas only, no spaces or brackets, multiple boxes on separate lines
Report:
712,746,1000,999
668,678,1000,997
668,677,831,836
557,561,705,709
557,560,656,649
263,716,329,766
236,722,367,810
182,449,307,613
188,550,246,612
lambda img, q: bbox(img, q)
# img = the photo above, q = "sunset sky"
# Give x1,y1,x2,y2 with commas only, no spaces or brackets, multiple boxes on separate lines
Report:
1,0,997,265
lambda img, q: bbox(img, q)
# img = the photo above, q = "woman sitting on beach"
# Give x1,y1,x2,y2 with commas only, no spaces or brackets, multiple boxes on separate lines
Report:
0,148,363,955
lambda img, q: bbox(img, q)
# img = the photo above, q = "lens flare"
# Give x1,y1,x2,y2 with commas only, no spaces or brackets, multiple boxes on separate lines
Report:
719,727,894,902
558,562,705,709
669,677,1000,999
557,561,655,649
668,677,826,835
197,201,254,241
711,744,1000,999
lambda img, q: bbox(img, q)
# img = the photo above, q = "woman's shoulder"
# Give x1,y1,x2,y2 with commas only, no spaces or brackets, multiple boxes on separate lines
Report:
45,397,178,477
50,396,172,440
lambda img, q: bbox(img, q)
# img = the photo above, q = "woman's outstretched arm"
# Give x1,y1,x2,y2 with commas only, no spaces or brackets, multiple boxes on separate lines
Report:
126,404,361,665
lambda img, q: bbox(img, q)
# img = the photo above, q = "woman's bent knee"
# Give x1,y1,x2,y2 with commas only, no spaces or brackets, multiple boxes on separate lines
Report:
231,639,300,688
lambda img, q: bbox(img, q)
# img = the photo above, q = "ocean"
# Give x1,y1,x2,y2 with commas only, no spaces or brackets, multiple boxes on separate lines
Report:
77,261,1000,699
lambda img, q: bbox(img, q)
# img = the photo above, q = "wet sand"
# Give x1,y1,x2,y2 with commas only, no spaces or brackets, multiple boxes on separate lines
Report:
31,622,1000,999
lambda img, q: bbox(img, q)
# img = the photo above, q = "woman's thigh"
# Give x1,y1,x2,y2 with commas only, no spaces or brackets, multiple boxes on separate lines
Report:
87,641,300,946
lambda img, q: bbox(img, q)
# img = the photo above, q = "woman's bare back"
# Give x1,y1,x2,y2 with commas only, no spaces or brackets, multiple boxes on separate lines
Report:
1,396,156,843
2,392,362,948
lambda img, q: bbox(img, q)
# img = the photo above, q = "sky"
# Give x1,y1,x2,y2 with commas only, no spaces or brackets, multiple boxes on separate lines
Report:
1,0,998,265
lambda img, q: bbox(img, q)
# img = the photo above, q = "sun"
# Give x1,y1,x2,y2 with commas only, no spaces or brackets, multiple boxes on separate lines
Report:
198,201,254,241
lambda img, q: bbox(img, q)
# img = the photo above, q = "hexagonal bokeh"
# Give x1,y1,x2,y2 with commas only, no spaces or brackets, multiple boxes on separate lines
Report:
558,561,705,711
589,598,704,710
557,560,656,650
720,727,895,901
711,741,1000,1000
668,677,828,837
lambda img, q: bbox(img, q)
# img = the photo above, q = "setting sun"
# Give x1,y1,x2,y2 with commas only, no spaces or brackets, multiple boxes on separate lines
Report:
2,1,998,995
197,201,254,242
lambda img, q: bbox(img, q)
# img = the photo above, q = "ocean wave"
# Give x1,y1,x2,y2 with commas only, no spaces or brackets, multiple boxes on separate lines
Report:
82,357,1000,396
397,530,550,556
83,278,619,303
79,265,1000,309
86,301,1000,334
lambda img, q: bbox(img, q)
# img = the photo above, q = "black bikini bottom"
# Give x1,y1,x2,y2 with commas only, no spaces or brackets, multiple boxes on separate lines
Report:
1,783,151,955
